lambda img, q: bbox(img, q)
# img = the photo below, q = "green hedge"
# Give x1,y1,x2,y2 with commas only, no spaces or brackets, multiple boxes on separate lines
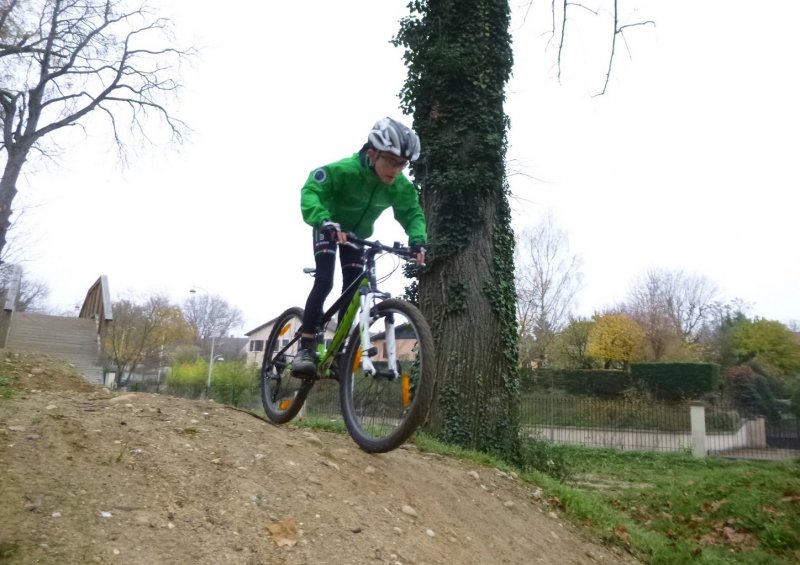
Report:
522,363,721,400
521,368,632,398
630,363,720,400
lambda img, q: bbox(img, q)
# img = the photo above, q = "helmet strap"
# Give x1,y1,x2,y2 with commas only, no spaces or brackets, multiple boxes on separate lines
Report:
366,148,378,169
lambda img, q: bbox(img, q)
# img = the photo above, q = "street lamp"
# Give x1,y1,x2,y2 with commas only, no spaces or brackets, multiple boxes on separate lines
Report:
207,335,216,390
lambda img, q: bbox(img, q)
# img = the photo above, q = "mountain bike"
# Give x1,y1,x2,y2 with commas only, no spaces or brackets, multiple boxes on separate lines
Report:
260,234,435,453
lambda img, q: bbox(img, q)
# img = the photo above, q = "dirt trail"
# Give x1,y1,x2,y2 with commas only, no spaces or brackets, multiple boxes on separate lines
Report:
0,351,635,564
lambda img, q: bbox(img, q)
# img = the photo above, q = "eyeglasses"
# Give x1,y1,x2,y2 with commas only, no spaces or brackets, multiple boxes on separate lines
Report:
378,153,409,170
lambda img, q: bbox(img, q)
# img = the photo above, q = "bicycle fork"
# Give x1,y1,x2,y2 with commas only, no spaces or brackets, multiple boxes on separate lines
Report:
358,291,398,378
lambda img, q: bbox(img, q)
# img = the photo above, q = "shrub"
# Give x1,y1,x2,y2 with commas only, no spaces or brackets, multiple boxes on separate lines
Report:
166,360,206,398
791,379,800,419
519,435,572,482
211,361,258,406
724,365,782,421
704,407,743,432
630,362,720,400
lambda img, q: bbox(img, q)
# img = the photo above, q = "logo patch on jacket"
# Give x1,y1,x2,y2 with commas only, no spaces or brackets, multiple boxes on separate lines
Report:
313,168,327,183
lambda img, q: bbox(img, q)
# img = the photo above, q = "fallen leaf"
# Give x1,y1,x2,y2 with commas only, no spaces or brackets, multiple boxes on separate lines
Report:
721,526,755,546
702,500,724,513
613,524,630,545
761,504,784,517
267,518,300,548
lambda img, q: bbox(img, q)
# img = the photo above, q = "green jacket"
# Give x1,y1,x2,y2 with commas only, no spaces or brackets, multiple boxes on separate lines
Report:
300,152,427,244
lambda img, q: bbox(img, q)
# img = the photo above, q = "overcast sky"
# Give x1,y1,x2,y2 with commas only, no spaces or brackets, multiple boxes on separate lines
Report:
12,0,800,333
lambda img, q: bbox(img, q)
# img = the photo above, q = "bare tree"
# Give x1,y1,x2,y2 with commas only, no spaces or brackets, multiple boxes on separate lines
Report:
625,268,718,359
0,0,193,257
0,262,49,311
625,270,676,360
0,219,50,311
515,215,582,367
665,270,719,342
182,293,244,342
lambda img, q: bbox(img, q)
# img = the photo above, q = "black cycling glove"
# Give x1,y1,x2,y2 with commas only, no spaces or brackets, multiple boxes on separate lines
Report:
410,243,427,256
319,220,341,243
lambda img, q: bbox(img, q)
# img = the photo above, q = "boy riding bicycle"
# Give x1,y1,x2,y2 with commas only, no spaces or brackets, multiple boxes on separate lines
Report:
294,117,427,376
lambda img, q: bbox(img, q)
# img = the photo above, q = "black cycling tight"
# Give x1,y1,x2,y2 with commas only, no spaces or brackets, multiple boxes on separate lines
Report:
301,232,365,335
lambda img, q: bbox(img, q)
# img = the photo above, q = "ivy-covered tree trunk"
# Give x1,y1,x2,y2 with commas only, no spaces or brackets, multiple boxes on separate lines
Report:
396,1,520,457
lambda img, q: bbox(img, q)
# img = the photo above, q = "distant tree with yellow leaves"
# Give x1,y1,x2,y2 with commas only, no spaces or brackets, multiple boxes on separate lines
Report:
587,313,645,369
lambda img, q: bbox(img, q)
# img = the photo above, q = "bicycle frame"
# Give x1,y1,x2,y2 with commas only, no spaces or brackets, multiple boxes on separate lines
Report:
273,236,407,379
316,242,394,378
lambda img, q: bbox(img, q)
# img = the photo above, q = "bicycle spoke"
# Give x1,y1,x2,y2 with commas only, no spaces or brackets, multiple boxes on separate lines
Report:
340,299,435,453
261,308,312,423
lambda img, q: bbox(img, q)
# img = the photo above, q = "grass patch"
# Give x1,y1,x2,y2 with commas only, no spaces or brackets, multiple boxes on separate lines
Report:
295,416,347,435
0,541,21,559
0,357,18,399
569,449,800,563
402,434,800,564
0,374,12,399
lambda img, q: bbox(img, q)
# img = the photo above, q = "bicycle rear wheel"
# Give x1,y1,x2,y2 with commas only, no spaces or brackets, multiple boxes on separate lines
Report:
261,307,313,423
340,298,435,453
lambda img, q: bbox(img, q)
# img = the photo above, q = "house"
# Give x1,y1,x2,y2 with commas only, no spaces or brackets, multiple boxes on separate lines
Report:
244,316,337,368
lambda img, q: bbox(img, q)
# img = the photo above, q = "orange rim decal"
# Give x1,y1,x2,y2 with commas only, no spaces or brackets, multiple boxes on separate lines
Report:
352,350,363,372
402,372,410,408
278,323,292,337
279,399,292,410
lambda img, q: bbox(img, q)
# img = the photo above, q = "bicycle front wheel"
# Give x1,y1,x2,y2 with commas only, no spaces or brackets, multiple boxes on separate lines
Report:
340,298,435,453
261,307,313,424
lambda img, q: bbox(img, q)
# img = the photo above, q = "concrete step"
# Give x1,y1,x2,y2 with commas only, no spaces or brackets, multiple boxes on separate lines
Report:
7,312,105,385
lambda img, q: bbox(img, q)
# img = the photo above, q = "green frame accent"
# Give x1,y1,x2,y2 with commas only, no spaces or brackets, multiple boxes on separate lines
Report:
317,278,370,377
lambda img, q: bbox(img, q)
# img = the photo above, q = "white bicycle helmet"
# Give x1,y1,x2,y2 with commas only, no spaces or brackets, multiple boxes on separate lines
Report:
368,117,421,161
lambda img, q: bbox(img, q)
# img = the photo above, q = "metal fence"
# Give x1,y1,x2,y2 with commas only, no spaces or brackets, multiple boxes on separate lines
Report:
519,393,800,461
519,394,692,453
128,379,799,461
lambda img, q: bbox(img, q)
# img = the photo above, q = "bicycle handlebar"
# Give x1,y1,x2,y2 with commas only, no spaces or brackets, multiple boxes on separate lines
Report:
344,232,416,261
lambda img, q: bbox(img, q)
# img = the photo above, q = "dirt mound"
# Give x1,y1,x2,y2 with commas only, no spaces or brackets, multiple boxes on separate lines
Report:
0,351,96,394
0,350,635,564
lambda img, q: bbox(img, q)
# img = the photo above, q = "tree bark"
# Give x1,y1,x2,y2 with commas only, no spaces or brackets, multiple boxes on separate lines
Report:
420,192,519,452
396,0,520,457
0,147,27,254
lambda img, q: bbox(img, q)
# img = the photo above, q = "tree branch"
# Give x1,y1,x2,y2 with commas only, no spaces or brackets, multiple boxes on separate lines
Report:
0,0,194,256
595,0,655,96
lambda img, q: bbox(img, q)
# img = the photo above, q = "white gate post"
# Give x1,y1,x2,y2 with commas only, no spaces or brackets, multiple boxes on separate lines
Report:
690,401,707,458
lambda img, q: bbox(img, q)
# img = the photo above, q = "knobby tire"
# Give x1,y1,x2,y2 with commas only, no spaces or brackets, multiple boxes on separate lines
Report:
260,307,313,424
339,298,435,453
